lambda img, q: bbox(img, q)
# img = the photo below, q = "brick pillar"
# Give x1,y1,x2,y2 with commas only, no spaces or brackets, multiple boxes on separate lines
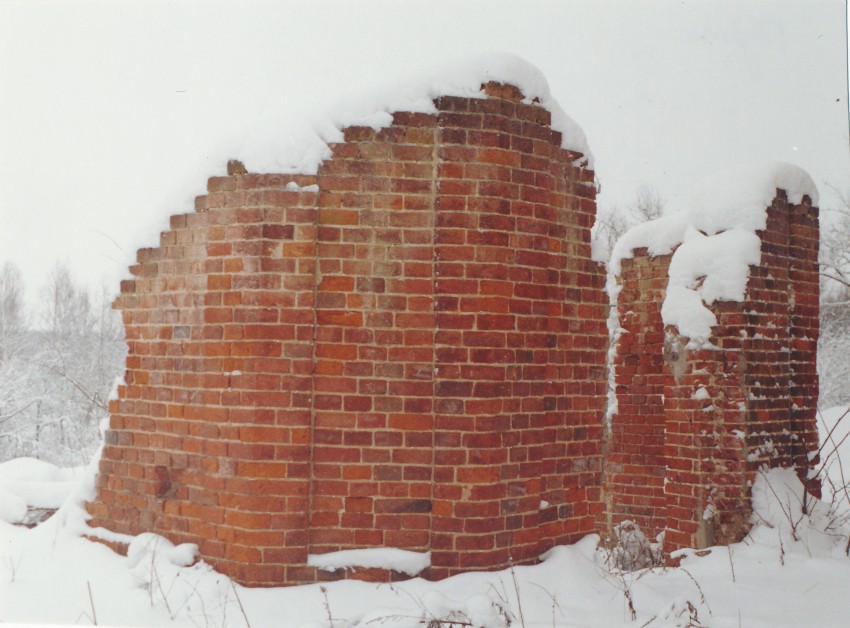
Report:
430,86,606,577
222,175,319,585
788,194,820,488
662,309,753,550
604,251,670,539
308,114,438,562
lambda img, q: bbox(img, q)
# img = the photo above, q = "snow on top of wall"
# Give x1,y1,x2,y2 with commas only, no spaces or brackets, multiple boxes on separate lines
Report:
610,161,818,347
241,52,593,174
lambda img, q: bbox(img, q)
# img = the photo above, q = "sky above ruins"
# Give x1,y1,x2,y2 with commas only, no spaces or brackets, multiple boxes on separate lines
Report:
0,0,847,310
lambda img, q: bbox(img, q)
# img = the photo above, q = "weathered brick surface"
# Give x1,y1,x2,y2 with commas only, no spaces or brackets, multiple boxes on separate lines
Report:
603,249,669,538
606,192,820,553
428,91,606,576
88,78,820,584
87,83,608,586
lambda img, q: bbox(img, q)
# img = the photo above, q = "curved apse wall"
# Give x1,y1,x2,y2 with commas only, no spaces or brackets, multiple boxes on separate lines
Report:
86,81,608,586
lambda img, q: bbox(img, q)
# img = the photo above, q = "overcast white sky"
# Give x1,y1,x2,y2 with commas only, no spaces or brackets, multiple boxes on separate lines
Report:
0,0,847,311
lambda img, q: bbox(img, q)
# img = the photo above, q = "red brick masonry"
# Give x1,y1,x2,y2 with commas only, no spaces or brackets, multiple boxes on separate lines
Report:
606,191,819,550
86,82,819,585
86,83,608,585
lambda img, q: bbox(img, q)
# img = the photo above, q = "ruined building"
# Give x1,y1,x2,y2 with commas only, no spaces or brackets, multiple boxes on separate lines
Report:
85,75,819,586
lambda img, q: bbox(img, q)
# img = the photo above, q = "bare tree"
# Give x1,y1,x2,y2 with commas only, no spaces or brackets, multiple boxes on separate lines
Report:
41,263,94,341
821,194,850,292
0,262,125,464
819,192,850,408
592,206,630,261
593,185,665,263
0,262,25,364
629,184,665,223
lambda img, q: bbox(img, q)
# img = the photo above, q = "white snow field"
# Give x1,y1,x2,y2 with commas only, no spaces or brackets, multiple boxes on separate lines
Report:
2,414,850,628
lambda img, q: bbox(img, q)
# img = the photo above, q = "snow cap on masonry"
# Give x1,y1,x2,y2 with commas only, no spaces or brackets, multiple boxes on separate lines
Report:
234,52,593,174
611,161,818,347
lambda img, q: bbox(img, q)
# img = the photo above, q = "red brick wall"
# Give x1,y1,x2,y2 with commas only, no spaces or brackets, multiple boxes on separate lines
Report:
86,82,609,586
87,173,322,585
603,249,670,538
606,192,820,553
87,78,820,583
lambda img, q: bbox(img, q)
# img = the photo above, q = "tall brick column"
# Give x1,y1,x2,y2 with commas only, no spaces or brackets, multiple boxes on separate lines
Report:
429,88,607,576
788,196,820,484
307,115,440,560
602,250,670,538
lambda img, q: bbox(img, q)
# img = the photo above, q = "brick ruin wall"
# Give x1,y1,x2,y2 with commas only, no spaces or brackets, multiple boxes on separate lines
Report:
86,83,609,586
606,191,819,550
85,82,820,586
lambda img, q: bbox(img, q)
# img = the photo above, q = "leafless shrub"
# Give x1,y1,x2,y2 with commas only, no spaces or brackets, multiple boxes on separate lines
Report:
604,520,662,572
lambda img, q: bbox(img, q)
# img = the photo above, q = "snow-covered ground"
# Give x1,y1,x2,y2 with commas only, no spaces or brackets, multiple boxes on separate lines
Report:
2,407,850,627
